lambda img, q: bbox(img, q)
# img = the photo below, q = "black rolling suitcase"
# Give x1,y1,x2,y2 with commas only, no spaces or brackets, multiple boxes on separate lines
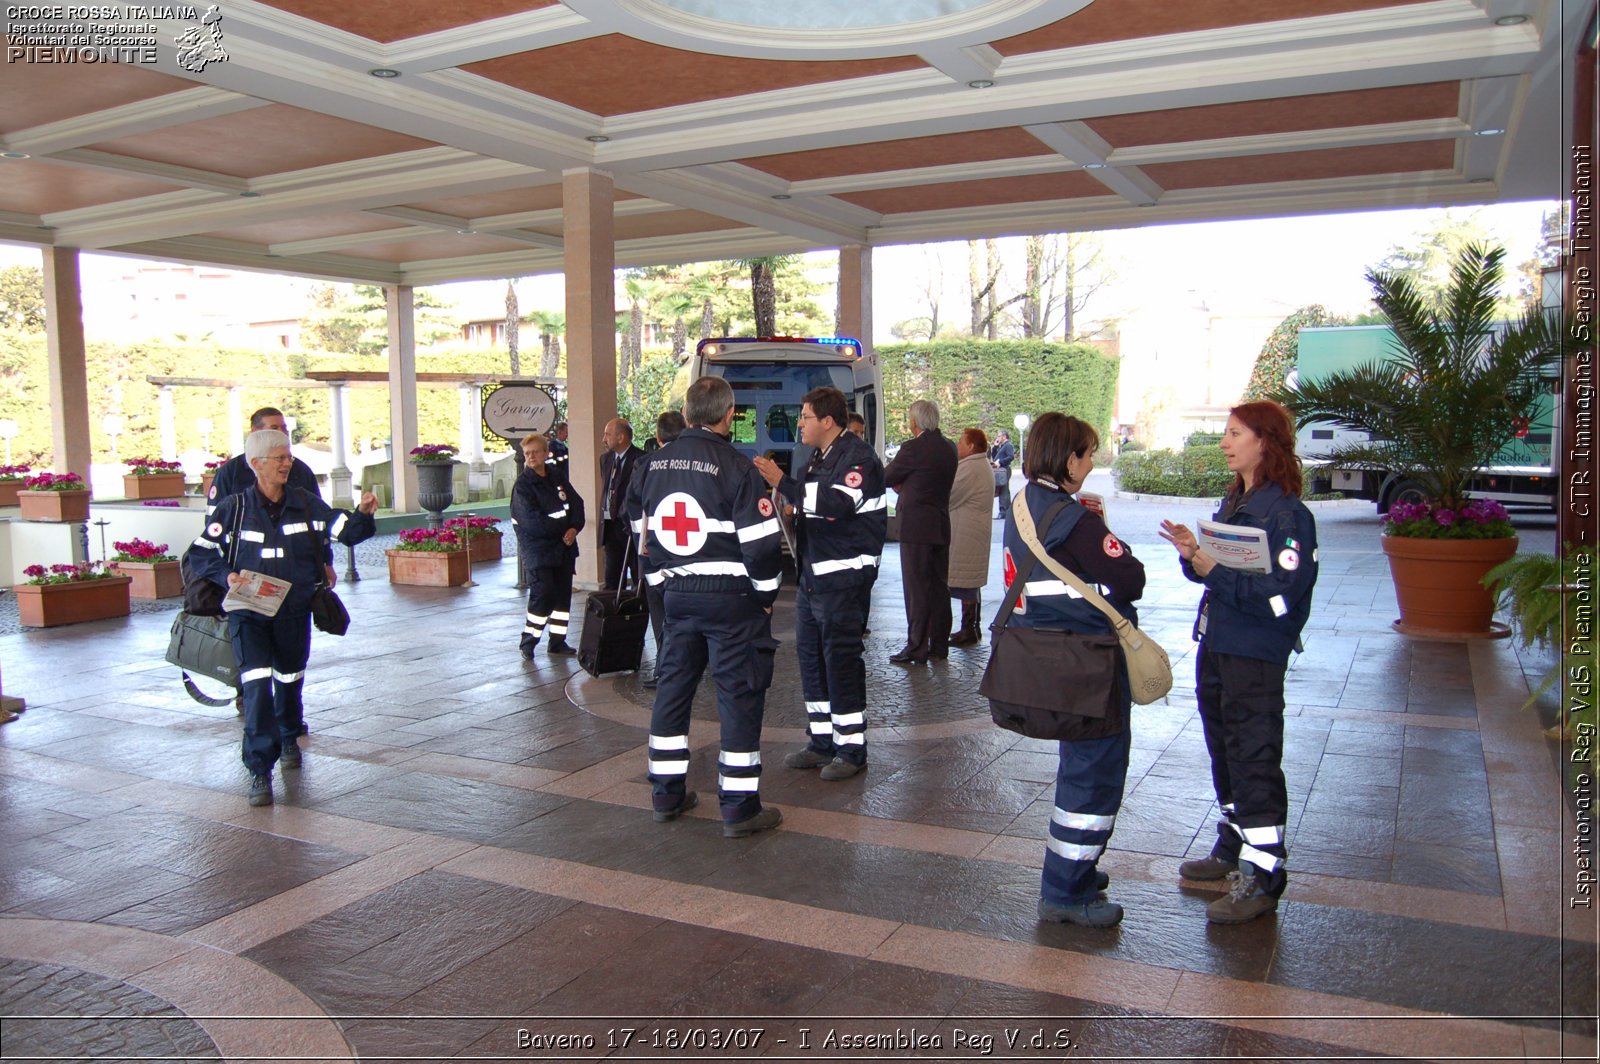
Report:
578,588,649,676
579,538,649,677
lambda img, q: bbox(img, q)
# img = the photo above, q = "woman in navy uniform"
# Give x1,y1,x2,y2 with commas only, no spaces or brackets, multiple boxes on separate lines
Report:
189,429,377,807
513,433,585,657
1002,413,1145,928
1160,400,1318,925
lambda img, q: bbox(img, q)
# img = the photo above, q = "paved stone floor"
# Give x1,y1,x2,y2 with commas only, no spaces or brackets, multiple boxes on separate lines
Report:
0,475,1594,1062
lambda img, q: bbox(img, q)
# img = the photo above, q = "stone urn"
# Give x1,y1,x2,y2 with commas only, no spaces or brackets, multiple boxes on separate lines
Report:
414,461,455,529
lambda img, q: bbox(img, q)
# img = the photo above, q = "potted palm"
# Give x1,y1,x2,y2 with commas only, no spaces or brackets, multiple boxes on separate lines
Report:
1286,243,1572,636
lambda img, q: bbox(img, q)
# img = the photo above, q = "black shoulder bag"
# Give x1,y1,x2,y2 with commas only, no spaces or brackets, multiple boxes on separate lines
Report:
979,496,1124,741
167,497,245,706
305,490,350,636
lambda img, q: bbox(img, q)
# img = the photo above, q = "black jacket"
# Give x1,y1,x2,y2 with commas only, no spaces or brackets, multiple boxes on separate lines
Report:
511,467,585,571
191,486,374,618
884,428,958,544
773,429,887,592
208,453,329,563
600,444,645,529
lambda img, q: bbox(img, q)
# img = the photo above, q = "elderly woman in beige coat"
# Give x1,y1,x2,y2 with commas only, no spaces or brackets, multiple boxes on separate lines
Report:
947,427,995,647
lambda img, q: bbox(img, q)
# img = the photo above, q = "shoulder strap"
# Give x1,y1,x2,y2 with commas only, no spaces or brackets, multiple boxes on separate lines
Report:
1012,491,1131,633
991,493,1072,631
226,493,245,569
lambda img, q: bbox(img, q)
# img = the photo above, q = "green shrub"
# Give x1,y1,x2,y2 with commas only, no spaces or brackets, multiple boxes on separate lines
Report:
1184,431,1222,449
1112,446,1234,497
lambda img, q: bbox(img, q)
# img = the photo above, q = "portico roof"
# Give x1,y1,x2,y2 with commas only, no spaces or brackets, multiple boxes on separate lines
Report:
0,0,1585,284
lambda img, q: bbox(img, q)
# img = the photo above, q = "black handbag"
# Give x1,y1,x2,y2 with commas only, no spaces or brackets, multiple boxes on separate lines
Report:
310,584,349,636
980,498,1123,742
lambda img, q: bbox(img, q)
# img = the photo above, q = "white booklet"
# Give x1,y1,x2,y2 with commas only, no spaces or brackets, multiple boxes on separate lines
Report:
1198,519,1272,573
222,569,291,617
1078,491,1106,519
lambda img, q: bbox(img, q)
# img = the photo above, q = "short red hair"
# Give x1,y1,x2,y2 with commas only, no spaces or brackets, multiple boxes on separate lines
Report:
1229,400,1302,497
960,427,988,454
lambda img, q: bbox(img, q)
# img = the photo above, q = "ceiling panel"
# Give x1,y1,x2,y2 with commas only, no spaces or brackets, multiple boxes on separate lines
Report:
839,171,1108,214
199,214,411,245
464,35,927,116
0,62,196,133
86,105,440,179
401,186,639,218
1142,139,1455,190
615,210,747,241
329,233,535,262
0,160,189,215
260,0,559,44
741,128,1053,182
994,0,1430,55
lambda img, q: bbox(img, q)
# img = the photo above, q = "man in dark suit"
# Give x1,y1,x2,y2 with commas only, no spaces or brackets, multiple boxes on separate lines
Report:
882,399,958,665
600,417,645,590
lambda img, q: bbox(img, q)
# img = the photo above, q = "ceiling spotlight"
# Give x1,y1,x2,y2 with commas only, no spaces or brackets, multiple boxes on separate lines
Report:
238,190,261,197
1493,14,1528,25
0,151,30,160
1475,127,1505,136
967,79,995,89
36,224,55,231
1083,163,1106,170
369,67,401,78
771,193,792,200
456,228,477,235
586,134,610,143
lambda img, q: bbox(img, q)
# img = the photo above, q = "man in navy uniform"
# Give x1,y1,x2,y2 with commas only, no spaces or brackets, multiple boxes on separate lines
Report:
545,421,570,483
599,418,645,590
755,386,886,781
632,377,784,837
512,433,585,657
625,410,687,688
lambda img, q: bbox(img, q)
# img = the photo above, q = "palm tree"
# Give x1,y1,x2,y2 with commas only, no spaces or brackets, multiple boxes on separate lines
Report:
621,274,659,396
734,255,797,336
504,279,520,375
526,309,565,379
1284,243,1570,511
656,291,699,363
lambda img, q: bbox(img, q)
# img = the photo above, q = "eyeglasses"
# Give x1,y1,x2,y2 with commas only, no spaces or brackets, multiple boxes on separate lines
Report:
796,414,819,423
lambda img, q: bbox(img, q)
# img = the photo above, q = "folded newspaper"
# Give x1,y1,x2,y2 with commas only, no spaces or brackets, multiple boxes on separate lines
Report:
1078,491,1106,518
1198,519,1272,573
221,569,290,617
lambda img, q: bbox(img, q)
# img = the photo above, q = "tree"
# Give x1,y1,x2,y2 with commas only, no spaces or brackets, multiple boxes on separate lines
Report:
1242,305,1334,401
0,265,45,332
1374,210,1522,318
527,309,565,378
967,239,1023,338
1287,244,1572,510
504,279,521,376
298,283,456,356
734,255,799,336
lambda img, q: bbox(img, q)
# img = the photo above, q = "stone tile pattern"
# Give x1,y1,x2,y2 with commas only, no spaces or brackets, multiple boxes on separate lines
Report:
0,959,220,1061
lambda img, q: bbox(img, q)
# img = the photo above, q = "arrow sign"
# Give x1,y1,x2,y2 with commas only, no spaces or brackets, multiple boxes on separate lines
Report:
483,384,557,440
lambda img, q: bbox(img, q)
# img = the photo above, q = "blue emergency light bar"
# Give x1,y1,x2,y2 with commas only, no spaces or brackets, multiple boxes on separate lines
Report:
698,336,861,358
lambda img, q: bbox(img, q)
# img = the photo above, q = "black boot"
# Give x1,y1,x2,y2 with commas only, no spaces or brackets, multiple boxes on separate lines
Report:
949,600,981,647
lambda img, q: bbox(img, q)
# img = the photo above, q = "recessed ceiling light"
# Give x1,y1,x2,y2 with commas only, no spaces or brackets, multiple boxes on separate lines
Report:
36,224,55,231
1475,127,1505,136
967,79,994,89
369,68,401,78
771,193,792,200
0,151,30,160
586,134,610,143
239,190,261,198
1493,14,1528,26
1083,163,1106,170
457,228,476,235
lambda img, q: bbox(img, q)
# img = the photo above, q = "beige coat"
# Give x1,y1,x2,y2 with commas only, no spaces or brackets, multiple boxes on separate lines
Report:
947,452,995,590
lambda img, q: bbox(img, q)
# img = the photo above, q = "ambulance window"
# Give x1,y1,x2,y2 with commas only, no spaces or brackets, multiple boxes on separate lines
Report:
730,405,757,444
766,405,800,443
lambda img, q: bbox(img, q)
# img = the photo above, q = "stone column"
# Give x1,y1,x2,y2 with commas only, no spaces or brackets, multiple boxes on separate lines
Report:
387,285,419,513
837,245,874,351
158,385,177,461
42,248,90,482
327,382,353,507
459,382,489,498
563,167,617,589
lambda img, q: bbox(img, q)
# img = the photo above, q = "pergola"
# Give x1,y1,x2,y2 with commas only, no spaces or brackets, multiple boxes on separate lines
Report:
4,0,1595,580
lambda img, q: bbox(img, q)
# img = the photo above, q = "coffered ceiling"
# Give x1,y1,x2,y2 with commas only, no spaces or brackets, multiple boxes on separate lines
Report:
0,0,1587,285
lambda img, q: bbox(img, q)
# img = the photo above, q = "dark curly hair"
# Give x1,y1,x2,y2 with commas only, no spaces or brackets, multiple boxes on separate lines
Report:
1228,400,1302,497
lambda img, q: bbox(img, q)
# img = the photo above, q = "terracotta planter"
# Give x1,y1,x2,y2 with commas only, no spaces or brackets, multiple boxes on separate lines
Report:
386,549,470,587
18,489,91,523
123,473,185,499
1382,534,1519,636
200,472,216,498
0,479,22,507
467,531,503,563
15,576,133,628
116,559,184,600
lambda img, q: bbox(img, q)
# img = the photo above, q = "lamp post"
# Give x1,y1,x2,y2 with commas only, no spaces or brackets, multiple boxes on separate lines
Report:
0,419,16,464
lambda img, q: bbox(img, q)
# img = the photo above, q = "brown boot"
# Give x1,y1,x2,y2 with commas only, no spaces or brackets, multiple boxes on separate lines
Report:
949,600,981,647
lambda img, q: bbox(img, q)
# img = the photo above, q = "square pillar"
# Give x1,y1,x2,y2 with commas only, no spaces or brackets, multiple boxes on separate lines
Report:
387,285,418,513
564,167,617,588
43,248,90,481
837,244,874,352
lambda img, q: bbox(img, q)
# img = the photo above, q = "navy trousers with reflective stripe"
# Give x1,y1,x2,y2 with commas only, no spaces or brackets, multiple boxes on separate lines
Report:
230,610,312,776
795,583,869,765
649,590,775,822
520,564,574,652
1041,708,1131,905
1196,645,1290,897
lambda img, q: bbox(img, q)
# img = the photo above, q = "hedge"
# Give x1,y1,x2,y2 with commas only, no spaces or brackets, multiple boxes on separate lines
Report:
877,339,1118,445
1112,445,1234,497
